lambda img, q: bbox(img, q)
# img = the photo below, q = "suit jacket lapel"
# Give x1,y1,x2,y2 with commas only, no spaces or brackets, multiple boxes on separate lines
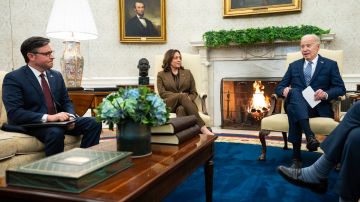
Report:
311,55,324,84
23,66,43,96
298,59,307,86
178,69,186,90
164,71,177,92
45,70,56,93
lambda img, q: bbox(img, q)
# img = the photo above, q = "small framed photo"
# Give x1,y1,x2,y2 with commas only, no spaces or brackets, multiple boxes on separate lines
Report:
119,0,166,43
223,0,301,17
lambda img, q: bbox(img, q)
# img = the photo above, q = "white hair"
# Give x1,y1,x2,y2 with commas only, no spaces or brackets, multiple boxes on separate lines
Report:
301,34,320,45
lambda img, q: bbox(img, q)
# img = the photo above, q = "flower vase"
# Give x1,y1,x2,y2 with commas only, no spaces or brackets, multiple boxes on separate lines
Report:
116,120,152,158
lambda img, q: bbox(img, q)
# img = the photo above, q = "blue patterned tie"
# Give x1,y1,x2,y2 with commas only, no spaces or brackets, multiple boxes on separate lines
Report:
304,61,313,86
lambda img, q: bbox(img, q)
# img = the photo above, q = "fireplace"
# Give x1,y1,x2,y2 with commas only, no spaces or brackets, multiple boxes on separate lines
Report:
190,36,334,127
221,78,281,130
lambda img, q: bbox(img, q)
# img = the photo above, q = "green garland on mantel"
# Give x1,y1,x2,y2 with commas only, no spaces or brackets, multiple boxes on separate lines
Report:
203,25,330,48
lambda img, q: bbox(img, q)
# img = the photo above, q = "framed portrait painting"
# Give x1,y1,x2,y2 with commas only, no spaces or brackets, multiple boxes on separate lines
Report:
119,0,166,43
224,0,301,17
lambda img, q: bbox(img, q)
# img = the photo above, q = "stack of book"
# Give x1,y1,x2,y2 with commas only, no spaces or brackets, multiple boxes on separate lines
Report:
151,115,200,145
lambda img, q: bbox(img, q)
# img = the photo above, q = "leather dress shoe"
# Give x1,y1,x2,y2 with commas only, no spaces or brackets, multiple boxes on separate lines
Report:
306,137,320,152
277,165,328,193
290,159,302,169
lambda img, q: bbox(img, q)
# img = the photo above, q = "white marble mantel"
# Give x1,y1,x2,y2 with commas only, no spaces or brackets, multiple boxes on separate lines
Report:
190,35,335,127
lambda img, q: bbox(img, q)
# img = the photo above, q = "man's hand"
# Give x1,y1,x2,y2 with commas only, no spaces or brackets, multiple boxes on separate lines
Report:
282,87,291,98
314,89,328,101
47,112,71,122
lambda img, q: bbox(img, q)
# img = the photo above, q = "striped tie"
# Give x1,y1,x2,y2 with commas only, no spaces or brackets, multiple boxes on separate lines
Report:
304,61,313,86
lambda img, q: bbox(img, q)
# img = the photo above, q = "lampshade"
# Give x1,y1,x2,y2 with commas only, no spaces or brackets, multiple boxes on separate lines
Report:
46,0,98,41
46,0,98,88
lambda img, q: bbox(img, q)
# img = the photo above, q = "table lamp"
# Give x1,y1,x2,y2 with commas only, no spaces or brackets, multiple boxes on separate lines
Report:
46,0,98,88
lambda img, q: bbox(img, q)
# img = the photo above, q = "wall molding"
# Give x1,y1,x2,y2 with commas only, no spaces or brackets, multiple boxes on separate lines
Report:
81,77,155,88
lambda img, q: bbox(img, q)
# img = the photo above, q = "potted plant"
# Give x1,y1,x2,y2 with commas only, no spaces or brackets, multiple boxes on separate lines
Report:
95,87,169,157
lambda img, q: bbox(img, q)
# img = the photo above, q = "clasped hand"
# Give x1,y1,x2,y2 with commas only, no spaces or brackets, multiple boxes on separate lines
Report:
47,112,74,122
283,87,327,101
47,112,76,130
314,89,327,101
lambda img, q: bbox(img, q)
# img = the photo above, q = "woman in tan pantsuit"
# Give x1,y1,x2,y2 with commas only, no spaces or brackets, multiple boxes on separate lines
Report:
157,49,214,135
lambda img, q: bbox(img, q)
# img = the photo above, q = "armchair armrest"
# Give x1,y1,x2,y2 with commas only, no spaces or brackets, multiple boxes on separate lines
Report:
267,94,284,116
332,95,345,122
198,93,208,115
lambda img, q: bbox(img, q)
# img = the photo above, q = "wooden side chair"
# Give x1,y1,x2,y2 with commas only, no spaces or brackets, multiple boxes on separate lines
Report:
258,49,345,161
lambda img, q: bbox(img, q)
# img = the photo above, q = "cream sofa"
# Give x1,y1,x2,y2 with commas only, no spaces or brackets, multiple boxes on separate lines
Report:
0,71,81,176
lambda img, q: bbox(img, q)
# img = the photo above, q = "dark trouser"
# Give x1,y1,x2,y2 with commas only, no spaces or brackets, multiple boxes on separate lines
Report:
165,93,205,127
28,117,102,156
321,102,360,200
285,88,329,159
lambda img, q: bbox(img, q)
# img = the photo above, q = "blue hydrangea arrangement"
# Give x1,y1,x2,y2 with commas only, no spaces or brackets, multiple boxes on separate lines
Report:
95,87,169,130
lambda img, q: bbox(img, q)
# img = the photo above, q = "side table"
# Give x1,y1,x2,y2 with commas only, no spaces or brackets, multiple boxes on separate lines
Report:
68,85,155,116
346,92,360,106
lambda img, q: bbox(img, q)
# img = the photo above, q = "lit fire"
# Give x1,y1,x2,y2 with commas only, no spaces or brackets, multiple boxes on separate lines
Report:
249,81,270,120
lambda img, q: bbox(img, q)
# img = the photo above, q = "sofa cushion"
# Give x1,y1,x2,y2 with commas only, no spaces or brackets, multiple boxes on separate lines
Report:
3,132,46,154
0,152,45,177
0,71,8,128
0,131,82,154
0,138,17,160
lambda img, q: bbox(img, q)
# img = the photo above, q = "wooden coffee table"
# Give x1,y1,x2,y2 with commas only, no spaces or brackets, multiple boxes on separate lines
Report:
0,134,217,202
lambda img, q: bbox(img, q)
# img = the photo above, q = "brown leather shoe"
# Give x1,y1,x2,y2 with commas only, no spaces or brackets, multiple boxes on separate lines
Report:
290,158,302,169
306,137,320,152
277,165,328,193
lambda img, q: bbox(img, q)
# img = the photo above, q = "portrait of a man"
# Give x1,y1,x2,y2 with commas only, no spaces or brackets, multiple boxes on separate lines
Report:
224,0,301,17
231,0,293,9
125,0,160,37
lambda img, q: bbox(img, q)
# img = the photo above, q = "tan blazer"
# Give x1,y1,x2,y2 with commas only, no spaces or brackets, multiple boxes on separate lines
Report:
157,69,198,101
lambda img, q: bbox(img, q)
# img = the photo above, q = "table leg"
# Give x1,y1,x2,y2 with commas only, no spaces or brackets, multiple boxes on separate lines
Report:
204,159,214,202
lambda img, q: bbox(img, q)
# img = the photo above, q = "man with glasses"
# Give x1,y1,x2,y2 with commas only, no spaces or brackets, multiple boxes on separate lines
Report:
2,36,102,156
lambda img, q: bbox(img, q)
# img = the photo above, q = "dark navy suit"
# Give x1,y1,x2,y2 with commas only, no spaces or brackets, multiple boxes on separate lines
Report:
321,101,360,200
125,16,159,37
275,55,346,144
2,66,101,156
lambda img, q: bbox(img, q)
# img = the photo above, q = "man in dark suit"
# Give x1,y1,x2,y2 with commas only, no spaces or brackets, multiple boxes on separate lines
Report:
2,36,101,156
125,1,159,37
275,34,346,168
277,101,360,201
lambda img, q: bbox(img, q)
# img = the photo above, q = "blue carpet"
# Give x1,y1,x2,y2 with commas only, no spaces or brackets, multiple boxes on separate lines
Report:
163,142,338,202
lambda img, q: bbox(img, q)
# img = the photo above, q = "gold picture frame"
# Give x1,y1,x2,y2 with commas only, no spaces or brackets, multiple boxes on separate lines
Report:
119,0,166,43
223,0,301,17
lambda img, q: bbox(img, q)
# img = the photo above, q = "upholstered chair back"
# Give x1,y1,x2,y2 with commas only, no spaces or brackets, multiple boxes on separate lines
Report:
0,71,8,127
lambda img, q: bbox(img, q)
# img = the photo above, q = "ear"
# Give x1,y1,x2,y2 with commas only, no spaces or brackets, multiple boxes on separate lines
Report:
27,52,36,61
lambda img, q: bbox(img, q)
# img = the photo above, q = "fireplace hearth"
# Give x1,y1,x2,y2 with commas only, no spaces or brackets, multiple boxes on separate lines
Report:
221,77,281,130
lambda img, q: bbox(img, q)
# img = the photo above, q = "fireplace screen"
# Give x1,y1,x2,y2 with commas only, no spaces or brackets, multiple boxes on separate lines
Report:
221,77,281,130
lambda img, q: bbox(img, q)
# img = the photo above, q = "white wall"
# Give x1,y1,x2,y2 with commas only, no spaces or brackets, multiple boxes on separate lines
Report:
0,0,359,88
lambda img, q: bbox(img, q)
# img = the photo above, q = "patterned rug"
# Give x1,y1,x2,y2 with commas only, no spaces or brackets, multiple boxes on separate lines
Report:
100,129,316,152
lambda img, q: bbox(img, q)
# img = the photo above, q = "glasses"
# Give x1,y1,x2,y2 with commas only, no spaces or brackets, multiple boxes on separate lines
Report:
32,51,55,57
